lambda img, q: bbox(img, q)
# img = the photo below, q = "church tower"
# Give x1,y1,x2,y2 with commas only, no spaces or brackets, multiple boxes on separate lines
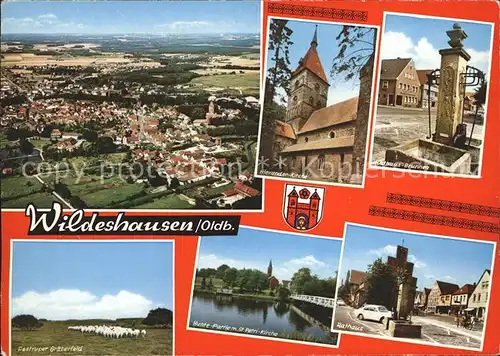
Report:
267,260,273,277
286,25,329,132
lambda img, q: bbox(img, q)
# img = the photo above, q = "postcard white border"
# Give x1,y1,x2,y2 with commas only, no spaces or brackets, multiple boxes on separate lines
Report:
367,11,495,179
254,15,381,189
8,238,176,356
185,224,345,348
330,221,496,352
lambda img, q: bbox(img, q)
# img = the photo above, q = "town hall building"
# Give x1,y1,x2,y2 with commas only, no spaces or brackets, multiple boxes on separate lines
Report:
274,27,361,182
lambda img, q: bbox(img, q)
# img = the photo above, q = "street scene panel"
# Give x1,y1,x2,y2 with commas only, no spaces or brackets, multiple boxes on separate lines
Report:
256,18,378,186
370,13,493,176
10,240,174,356
333,224,495,351
188,227,342,346
1,1,263,210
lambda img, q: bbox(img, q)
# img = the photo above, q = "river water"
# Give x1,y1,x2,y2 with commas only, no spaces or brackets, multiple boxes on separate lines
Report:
189,292,337,345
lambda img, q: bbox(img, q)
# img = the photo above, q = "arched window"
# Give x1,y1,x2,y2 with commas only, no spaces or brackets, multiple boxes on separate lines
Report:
340,153,345,164
304,137,309,143
309,96,313,104
293,96,298,103
329,131,336,139
273,142,281,152
318,154,325,170
291,156,296,167
315,83,320,92
317,100,322,108
294,80,300,89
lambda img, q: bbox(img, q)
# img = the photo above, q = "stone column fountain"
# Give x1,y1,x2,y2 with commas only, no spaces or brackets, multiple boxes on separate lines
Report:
434,23,470,146
384,23,472,174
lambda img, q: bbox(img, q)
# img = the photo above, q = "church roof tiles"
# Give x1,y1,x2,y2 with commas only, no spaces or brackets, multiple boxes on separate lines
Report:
294,46,329,83
275,120,296,140
298,96,359,134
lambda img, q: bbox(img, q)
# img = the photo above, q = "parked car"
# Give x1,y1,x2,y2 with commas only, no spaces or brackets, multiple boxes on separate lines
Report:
336,299,346,306
354,304,392,323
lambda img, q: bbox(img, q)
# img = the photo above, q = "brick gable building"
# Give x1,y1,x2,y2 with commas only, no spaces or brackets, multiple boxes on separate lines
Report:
378,58,421,107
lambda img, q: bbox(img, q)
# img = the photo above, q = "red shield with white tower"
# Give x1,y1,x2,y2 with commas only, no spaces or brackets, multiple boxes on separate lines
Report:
282,184,325,231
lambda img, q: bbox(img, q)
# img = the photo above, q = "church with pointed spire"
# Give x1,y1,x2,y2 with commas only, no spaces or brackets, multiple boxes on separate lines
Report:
267,259,280,290
272,25,364,183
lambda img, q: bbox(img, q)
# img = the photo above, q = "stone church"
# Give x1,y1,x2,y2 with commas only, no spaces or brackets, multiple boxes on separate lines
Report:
273,26,366,183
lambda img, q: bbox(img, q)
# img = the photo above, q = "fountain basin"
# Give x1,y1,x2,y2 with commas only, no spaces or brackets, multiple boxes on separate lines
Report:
385,139,471,174
388,320,422,338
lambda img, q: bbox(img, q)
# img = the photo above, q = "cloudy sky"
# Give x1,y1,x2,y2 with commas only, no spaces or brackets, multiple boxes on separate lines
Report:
197,227,342,282
1,1,260,34
381,14,493,77
340,224,494,290
265,19,377,106
12,241,173,320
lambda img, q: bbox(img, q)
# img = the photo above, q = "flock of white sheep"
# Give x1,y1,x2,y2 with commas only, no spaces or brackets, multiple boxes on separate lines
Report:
68,325,146,339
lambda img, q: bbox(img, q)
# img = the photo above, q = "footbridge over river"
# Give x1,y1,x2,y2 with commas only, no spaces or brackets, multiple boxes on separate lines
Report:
291,294,336,309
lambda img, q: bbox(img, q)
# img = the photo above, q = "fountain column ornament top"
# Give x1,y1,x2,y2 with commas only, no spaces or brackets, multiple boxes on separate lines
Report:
434,23,471,146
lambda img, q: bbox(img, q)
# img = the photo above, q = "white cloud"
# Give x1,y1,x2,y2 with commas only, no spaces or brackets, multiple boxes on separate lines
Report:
443,275,457,282
381,30,491,74
368,245,426,268
12,289,154,320
368,244,397,257
38,14,58,20
287,255,327,268
407,254,427,269
198,254,262,271
424,274,435,279
156,21,213,32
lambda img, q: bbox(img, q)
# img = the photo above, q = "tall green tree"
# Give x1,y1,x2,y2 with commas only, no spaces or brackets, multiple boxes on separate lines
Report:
223,267,238,287
266,19,293,105
216,264,230,279
330,26,377,83
364,258,397,309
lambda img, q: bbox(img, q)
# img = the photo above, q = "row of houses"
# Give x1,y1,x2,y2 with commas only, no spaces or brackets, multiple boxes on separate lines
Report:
415,269,490,318
345,268,490,319
377,57,477,110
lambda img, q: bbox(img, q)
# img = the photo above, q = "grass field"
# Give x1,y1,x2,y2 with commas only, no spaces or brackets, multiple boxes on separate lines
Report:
0,176,59,208
133,195,194,209
191,72,259,88
11,321,173,356
39,170,145,208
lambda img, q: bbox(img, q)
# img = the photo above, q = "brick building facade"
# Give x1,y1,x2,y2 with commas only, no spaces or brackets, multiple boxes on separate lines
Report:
378,58,421,107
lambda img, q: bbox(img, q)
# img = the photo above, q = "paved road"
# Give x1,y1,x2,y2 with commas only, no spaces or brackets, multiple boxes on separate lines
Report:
334,305,481,349
372,105,484,162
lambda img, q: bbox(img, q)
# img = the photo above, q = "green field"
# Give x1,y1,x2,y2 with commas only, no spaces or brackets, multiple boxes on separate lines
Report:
39,171,145,208
12,321,172,356
0,176,59,208
133,194,194,209
191,72,259,88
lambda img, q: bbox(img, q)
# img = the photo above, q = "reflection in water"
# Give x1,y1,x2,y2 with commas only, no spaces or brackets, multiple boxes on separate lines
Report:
288,308,311,332
273,302,289,318
190,292,336,344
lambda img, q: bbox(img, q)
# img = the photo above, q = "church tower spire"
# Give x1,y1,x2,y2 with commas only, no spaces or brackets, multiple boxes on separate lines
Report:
285,25,329,132
267,260,273,277
311,25,318,48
